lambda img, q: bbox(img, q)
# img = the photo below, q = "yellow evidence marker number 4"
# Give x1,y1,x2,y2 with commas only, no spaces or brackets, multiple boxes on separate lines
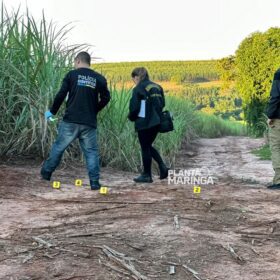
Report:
193,186,201,194
52,181,61,189
75,179,82,187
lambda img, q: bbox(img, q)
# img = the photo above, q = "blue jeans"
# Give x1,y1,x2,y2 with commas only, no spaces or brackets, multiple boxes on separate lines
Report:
41,121,99,184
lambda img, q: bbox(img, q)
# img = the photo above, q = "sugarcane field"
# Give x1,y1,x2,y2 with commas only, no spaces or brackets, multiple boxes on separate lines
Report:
1,1,280,280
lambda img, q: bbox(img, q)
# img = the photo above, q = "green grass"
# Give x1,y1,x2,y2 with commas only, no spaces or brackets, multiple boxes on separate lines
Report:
0,4,84,157
252,144,271,160
193,112,247,138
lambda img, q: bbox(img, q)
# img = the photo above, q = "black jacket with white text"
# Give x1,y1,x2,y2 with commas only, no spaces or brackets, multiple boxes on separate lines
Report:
50,67,110,128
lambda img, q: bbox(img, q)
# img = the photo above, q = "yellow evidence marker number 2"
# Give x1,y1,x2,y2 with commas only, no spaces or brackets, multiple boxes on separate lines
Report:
75,179,82,187
52,181,61,189
193,186,201,194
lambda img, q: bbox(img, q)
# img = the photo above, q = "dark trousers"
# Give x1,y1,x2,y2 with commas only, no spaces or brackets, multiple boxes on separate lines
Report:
138,125,164,176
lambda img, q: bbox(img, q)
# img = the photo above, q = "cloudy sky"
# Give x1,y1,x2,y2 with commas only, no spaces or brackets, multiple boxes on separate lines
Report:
4,0,280,62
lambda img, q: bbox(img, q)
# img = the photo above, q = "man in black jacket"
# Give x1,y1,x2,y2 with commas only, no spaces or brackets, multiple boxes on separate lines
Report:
266,68,280,189
128,67,169,183
41,52,110,190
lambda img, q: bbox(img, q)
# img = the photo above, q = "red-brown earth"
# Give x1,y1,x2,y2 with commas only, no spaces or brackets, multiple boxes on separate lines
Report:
0,136,279,280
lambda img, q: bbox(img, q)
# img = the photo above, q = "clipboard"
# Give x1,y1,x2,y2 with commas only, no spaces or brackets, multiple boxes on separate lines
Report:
138,100,146,118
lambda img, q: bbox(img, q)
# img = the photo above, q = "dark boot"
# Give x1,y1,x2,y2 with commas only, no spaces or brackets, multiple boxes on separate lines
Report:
40,169,52,181
159,164,169,180
90,180,101,190
133,173,153,183
267,183,280,189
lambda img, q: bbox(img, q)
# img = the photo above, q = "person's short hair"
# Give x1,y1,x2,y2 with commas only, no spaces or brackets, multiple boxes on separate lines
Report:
75,51,91,65
131,67,149,81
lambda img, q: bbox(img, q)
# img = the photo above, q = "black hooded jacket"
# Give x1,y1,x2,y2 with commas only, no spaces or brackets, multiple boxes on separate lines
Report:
267,68,280,119
128,79,165,131
50,67,110,128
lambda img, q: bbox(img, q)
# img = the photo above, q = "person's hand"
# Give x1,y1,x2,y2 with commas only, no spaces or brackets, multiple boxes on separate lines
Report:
267,119,274,127
45,110,53,120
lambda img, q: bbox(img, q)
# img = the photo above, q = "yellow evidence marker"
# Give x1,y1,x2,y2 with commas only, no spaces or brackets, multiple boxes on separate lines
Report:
75,179,83,187
193,186,201,194
52,181,61,189
100,187,108,194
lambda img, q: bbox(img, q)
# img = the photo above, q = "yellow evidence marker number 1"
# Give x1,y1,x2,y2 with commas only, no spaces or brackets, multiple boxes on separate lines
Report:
193,186,201,194
100,187,108,194
52,181,61,189
75,179,82,187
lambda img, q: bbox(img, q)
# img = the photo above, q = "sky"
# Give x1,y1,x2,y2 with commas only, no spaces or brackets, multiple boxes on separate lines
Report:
4,0,280,62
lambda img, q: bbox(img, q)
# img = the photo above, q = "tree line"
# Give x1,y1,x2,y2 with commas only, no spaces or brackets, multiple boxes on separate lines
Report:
218,27,280,136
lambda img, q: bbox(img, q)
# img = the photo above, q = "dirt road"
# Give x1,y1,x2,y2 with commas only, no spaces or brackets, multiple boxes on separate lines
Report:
0,136,279,280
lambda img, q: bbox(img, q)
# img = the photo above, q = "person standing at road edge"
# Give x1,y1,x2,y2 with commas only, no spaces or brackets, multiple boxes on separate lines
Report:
128,67,169,183
267,68,280,189
41,51,110,190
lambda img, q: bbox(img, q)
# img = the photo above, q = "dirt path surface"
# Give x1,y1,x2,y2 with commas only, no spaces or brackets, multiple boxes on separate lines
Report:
1,136,280,280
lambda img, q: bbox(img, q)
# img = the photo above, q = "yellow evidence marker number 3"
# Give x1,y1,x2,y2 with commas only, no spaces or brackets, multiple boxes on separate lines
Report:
193,186,201,194
52,181,61,189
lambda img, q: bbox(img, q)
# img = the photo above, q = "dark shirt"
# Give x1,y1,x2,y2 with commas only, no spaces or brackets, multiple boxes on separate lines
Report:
267,68,280,119
50,67,110,128
128,79,165,131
